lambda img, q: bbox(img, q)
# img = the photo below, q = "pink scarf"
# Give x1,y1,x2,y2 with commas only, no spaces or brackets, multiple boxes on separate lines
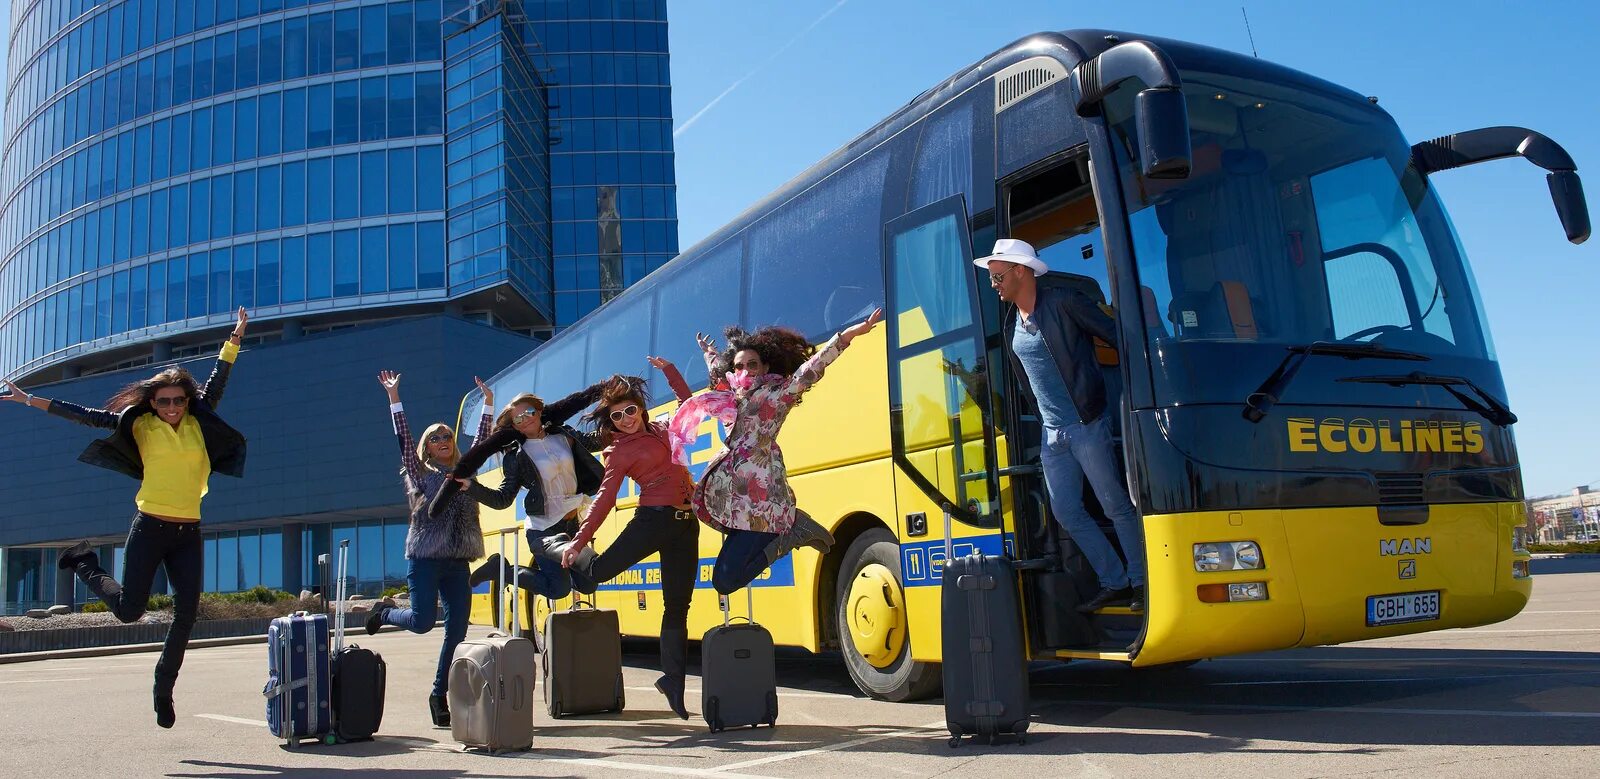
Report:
667,389,738,466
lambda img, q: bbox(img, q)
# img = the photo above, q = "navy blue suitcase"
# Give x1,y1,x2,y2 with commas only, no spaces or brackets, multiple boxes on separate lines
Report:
940,509,1030,746
265,611,333,747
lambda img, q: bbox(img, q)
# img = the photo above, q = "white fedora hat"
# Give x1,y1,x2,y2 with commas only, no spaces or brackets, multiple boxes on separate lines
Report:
973,238,1049,277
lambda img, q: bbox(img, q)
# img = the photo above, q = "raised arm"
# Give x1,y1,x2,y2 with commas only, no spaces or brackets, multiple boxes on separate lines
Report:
4,380,120,429
199,308,249,409
647,356,693,402
380,371,425,492
695,332,722,382
780,308,882,402
470,376,495,445
542,378,610,427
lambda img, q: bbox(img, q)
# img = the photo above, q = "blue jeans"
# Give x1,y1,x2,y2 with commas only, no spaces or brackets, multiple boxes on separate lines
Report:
382,557,470,697
712,528,779,595
1038,415,1146,590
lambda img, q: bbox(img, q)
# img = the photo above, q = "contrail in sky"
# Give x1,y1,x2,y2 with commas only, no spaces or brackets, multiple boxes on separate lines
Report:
673,0,852,138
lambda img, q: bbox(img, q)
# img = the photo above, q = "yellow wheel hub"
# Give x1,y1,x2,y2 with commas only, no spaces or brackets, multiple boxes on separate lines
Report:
846,563,907,669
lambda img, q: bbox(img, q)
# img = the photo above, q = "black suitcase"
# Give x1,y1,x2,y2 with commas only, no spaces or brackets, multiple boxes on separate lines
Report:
940,510,1029,746
700,588,778,733
326,540,386,741
543,598,626,717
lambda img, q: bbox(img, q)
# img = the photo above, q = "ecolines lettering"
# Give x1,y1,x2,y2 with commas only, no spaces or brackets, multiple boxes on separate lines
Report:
1288,418,1484,455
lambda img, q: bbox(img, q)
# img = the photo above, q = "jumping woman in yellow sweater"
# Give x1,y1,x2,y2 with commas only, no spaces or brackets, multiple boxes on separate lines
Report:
1,307,250,729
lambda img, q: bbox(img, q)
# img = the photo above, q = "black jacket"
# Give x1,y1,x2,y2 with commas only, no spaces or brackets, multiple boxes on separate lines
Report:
45,348,246,481
431,380,607,520
1003,284,1119,425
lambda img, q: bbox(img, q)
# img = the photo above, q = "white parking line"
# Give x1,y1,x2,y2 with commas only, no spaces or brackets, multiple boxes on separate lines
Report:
711,719,946,773
195,714,264,726
0,677,89,684
417,744,773,778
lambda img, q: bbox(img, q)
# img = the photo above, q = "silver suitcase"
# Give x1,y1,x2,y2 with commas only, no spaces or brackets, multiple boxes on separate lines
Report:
449,529,536,752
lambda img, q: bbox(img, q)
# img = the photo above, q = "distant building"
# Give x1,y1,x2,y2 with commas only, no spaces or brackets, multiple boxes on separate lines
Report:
1527,486,1600,542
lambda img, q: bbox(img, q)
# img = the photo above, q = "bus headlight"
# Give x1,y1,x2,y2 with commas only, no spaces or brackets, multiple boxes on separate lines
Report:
1194,541,1264,572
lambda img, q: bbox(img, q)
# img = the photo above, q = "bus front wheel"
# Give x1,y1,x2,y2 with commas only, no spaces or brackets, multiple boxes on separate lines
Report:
834,528,942,702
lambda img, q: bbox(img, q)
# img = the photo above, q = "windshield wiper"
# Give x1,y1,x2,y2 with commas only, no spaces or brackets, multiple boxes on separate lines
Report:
1242,342,1431,423
1338,371,1518,427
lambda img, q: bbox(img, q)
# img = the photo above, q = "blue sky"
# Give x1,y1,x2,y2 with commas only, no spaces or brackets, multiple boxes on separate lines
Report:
665,0,1599,498
0,2,1591,496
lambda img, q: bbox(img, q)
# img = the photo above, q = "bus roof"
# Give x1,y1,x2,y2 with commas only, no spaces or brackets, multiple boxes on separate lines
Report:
484,29,1369,388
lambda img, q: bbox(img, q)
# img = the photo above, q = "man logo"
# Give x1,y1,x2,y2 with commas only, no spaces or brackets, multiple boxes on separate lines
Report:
1380,538,1432,556
1399,559,1417,580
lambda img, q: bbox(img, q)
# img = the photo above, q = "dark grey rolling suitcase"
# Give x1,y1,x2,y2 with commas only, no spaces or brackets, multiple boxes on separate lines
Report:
328,540,386,742
700,588,778,733
542,598,626,717
940,509,1029,746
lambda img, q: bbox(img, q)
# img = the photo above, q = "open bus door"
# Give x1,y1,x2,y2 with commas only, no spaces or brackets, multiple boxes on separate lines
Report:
881,195,1019,641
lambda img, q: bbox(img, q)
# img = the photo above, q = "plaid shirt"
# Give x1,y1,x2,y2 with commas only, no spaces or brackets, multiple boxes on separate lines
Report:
392,402,493,560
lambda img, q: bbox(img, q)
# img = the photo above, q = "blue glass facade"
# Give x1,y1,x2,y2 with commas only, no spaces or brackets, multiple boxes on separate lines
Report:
0,1,677,609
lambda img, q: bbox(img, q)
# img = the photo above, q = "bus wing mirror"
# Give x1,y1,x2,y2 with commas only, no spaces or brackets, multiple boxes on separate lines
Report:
1412,126,1590,245
1072,40,1192,180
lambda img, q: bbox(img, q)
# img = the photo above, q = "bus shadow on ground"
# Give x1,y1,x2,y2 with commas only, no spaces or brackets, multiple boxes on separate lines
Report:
1028,646,1600,750
170,761,536,779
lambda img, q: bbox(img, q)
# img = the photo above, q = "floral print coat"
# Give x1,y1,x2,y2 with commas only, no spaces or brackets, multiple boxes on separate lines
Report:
686,335,844,534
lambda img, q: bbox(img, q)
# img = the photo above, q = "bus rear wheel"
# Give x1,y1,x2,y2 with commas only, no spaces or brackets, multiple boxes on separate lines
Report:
834,528,941,702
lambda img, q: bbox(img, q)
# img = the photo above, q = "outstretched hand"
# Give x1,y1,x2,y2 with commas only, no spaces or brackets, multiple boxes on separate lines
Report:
646,355,674,372
839,308,884,347
234,307,249,336
474,376,494,407
0,379,27,404
379,370,401,403
696,332,719,358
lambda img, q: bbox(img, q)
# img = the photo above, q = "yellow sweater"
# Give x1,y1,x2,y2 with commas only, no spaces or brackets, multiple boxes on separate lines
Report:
131,341,238,520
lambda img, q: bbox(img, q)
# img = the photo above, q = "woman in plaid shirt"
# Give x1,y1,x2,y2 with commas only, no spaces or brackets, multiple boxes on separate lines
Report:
365,370,498,728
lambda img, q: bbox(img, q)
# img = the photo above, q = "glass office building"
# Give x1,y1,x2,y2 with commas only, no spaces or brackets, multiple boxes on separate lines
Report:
0,0,677,612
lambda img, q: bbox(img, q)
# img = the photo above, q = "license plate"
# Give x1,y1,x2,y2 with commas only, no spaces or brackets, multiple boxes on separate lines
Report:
1366,590,1441,627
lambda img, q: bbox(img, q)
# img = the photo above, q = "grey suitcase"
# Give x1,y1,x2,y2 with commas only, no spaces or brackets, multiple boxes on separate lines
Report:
448,529,536,753
543,598,626,717
700,588,778,732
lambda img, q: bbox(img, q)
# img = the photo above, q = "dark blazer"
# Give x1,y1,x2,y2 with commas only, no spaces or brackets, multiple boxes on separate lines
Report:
1003,284,1119,425
45,347,247,480
430,380,608,519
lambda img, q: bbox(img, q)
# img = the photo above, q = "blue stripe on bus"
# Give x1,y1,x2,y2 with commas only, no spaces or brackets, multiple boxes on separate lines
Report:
472,552,795,594
900,535,1012,587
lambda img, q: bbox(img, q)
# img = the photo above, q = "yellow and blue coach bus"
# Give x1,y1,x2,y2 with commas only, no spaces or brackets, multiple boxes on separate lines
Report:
463,29,1589,700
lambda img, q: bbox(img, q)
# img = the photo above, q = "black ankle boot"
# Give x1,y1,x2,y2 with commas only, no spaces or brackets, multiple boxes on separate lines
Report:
154,692,176,729
468,554,506,588
428,694,450,727
58,540,95,571
364,604,389,636
654,675,688,720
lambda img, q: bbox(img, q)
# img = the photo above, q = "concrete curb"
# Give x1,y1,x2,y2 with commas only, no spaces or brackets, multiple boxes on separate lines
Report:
0,621,438,665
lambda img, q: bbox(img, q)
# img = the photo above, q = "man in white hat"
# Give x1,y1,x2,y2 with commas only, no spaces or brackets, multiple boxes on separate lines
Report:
976,238,1146,613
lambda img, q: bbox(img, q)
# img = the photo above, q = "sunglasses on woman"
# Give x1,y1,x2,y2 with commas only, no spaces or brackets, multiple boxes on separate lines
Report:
512,408,540,424
152,396,189,408
426,432,453,444
608,404,640,422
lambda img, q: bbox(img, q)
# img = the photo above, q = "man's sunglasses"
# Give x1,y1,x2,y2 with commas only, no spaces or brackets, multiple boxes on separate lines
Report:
152,396,189,408
608,405,640,422
989,267,1015,285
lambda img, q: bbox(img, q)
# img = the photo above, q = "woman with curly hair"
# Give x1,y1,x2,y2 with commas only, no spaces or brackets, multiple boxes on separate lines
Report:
1,308,251,729
555,370,700,718
665,309,882,596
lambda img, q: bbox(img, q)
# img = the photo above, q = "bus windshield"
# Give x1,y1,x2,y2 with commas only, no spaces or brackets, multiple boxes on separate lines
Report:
1105,66,1500,407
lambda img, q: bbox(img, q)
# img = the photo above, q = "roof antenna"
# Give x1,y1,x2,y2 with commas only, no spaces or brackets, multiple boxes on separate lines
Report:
1241,5,1260,58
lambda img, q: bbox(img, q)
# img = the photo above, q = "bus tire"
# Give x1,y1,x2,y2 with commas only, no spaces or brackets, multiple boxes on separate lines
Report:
834,528,942,702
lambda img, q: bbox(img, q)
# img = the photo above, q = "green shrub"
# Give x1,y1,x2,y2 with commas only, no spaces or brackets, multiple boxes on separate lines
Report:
381,586,408,598
82,594,171,614
82,602,107,614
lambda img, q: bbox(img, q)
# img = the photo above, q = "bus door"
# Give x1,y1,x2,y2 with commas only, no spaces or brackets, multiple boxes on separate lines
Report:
881,195,1014,642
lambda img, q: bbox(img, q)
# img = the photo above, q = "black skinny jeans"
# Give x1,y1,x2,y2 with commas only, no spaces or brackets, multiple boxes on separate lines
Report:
574,506,700,680
75,513,204,697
